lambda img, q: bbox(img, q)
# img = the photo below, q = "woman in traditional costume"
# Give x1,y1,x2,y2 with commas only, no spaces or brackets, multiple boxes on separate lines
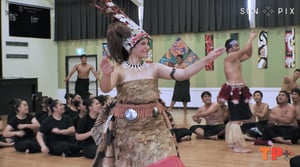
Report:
92,0,225,166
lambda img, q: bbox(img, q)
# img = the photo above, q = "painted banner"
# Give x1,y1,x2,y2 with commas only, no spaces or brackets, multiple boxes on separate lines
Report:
159,37,198,67
257,30,268,69
205,34,214,71
285,28,296,68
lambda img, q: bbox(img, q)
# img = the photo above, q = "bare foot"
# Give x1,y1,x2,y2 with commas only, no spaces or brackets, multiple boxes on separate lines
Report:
208,135,218,140
282,139,292,145
232,147,252,153
0,142,14,147
181,136,192,141
244,134,255,141
5,138,14,143
267,140,274,146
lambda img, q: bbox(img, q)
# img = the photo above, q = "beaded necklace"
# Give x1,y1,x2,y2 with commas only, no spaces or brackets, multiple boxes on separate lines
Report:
122,60,147,70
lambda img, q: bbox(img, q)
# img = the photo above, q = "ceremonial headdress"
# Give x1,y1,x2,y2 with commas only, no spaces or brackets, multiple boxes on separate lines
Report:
94,0,151,52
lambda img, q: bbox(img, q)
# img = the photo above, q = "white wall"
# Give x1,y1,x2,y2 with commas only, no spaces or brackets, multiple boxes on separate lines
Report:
1,0,58,98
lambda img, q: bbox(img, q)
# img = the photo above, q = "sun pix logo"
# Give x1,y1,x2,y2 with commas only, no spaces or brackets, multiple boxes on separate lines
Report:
240,5,295,16
260,146,295,161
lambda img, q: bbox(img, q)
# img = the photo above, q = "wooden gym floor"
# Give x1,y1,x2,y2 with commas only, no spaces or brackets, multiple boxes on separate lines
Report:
0,109,299,167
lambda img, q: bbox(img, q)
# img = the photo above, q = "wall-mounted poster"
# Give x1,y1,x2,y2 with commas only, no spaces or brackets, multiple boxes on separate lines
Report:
205,34,214,71
159,37,198,67
257,30,268,69
285,28,296,68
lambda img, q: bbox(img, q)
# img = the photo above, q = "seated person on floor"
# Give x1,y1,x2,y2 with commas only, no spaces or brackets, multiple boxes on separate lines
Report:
3,99,41,153
165,111,192,142
35,96,51,124
264,91,298,145
64,93,82,129
245,90,270,141
76,97,104,159
291,88,300,127
190,91,225,140
36,98,81,157
159,99,192,142
240,104,257,141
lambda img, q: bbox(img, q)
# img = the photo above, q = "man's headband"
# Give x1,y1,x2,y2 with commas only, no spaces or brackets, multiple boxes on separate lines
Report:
226,39,238,52
228,40,238,48
94,0,151,52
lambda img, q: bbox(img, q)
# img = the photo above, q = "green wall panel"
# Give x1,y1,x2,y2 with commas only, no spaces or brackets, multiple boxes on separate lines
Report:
57,27,300,89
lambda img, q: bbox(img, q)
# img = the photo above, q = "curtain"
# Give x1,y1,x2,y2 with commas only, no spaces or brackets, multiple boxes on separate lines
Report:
143,0,250,35
55,0,138,41
255,0,300,27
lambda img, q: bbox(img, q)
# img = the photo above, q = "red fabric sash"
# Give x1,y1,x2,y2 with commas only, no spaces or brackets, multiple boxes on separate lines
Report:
146,156,185,167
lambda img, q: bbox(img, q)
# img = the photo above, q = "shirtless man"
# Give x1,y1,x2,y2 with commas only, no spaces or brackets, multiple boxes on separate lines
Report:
252,91,269,122
281,69,300,93
243,90,269,141
65,54,100,99
190,91,225,140
265,91,298,144
218,31,256,153
291,88,300,126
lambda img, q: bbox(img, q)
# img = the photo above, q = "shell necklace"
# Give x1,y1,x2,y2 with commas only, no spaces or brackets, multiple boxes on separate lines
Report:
122,60,147,70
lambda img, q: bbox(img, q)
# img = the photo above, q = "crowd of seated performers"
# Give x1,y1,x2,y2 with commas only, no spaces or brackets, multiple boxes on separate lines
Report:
188,89,300,146
2,88,300,159
0,93,112,159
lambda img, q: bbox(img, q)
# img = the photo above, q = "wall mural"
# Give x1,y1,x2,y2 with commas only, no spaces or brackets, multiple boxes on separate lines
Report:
159,37,198,67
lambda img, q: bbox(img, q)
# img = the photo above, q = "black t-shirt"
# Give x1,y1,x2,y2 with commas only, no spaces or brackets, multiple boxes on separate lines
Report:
39,115,74,144
35,110,49,124
76,114,96,146
64,108,80,128
8,114,35,141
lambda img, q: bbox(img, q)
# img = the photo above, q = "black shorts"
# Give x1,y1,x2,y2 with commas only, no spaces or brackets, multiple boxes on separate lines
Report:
190,124,225,137
75,78,89,97
228,95,252,121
